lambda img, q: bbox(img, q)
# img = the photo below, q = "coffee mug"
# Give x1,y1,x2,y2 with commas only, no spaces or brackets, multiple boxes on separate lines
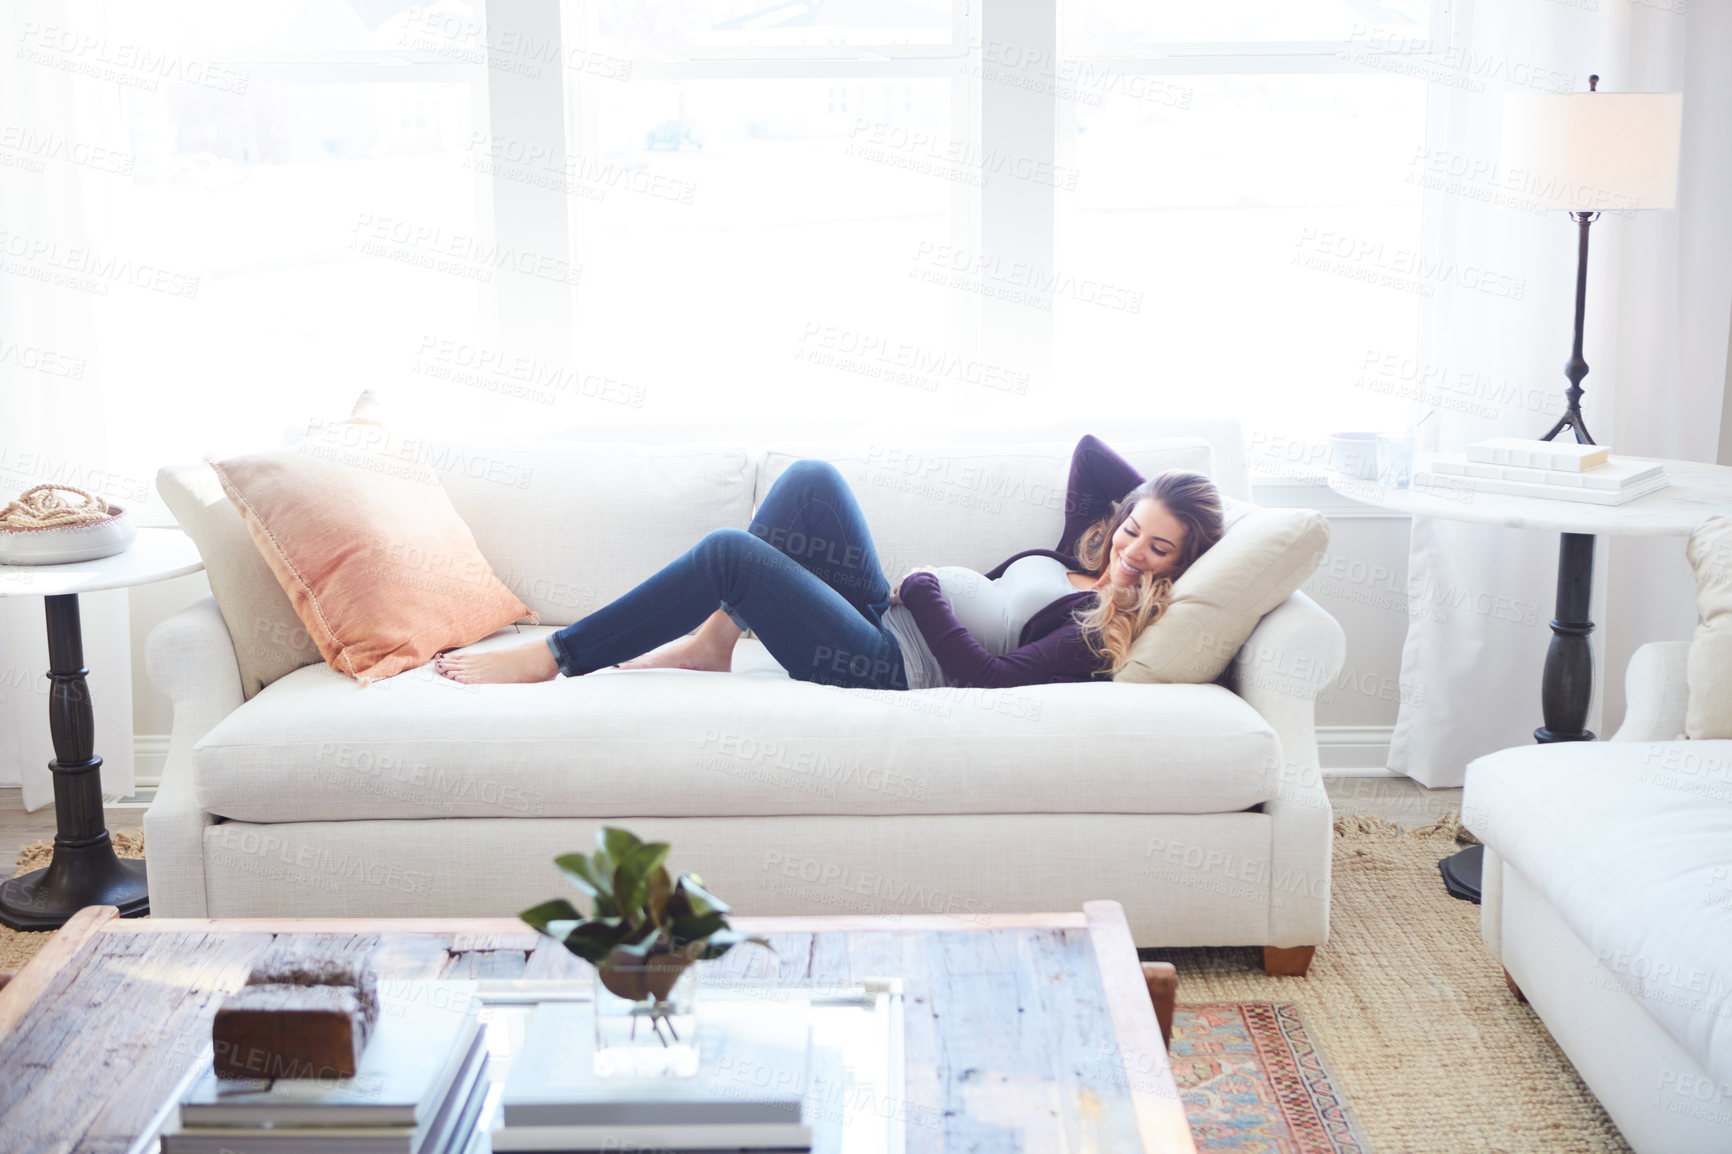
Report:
1327,432,1380,480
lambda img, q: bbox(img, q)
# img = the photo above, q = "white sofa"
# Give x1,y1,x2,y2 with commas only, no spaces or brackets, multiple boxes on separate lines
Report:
1465,641,1732,1153
144,419,1345,973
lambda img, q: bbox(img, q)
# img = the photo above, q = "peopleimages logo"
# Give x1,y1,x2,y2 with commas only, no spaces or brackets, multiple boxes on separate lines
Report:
909,242,1144,313
0,229,201,299
15,22,250,94
758,850,991,920
796,323,1029,396
212,826,434,895
1293,228,1526,300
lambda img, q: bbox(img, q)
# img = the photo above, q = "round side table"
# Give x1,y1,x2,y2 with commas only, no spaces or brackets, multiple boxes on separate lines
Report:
1329,454,1732,901
0,528,204,930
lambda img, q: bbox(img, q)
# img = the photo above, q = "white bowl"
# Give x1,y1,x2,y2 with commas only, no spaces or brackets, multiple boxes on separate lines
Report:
0,505,138,565
1327,432,1381,481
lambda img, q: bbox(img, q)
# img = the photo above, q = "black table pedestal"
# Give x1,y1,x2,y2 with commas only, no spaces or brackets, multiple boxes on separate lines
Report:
1440,531,1598,904
0,593,149,931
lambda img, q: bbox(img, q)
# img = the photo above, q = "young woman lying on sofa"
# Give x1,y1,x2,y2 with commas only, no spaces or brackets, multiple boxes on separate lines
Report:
435,434,1223,691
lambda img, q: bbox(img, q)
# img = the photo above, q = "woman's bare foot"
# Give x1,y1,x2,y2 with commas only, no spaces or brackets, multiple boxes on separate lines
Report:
435,641,560,684
615,632,732,673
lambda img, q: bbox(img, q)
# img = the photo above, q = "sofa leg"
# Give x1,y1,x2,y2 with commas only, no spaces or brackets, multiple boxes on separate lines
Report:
1140,962,1177,1050
1503,968,1527,1003
1263,946,1316,976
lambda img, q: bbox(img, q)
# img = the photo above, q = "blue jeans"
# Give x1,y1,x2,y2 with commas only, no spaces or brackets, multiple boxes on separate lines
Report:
544,459,911,690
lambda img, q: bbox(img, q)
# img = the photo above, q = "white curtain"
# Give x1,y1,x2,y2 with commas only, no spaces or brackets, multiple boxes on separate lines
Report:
0,1,137,810
1391,0,1732,787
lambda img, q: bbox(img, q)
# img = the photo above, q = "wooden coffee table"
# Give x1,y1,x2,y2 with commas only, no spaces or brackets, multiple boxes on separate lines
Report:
0,901,1192,1153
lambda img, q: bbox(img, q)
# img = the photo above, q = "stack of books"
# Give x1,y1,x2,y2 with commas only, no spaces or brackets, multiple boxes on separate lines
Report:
493,999,816,1151
1420,437,1669,506
163,982,490,1154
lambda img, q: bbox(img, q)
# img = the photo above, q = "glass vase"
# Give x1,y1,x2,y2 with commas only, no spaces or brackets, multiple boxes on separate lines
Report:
592,962,700,1077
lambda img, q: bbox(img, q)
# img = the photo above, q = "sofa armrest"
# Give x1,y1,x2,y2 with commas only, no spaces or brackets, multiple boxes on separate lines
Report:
1231,591,1345,948
1230,591,1346,774
1610,640,1691,743
142,594,244,917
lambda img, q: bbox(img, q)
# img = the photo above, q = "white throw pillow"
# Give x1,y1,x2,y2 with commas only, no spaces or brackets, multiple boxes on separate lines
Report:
1685,515,1732,740
1114,504,1330,684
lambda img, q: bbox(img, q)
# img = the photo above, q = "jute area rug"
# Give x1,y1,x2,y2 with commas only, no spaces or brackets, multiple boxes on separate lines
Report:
1150,816,1631,1154
0,829,144,972
2,820,1632,1153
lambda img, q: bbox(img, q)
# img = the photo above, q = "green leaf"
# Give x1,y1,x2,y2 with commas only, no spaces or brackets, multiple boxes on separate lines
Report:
608,934,660,960
668,911,728,949
554,853,611,901
561,920,632,965
613,842,671,916
519,898,581,936
646,865,673,925
602,827,643,864
672,874,732,919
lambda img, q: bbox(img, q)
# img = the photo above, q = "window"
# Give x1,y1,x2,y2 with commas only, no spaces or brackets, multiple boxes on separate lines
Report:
560,0,976,426
13,0,1450,494
32,0,492,495
552,0,1444,438
1053,1,1440,444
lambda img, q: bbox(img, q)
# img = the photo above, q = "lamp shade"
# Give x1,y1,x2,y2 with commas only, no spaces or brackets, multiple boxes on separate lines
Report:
1501,92,1683,211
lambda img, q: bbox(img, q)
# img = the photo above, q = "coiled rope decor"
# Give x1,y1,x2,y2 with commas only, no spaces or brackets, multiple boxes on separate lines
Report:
0,484,116,529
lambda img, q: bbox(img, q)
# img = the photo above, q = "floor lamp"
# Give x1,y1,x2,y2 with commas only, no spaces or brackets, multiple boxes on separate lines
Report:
1437,79,1684,903
1501,77,1684,445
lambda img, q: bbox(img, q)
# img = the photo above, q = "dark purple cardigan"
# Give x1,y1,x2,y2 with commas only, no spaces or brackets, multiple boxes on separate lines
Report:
895,433,1146,689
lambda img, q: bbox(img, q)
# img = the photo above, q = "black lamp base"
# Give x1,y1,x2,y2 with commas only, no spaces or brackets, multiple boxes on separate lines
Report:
1439,845,1483,904
0,844,148,931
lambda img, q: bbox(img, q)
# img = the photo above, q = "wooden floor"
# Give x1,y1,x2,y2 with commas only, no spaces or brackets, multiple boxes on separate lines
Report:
0,776,1463,869
1,793,55,871
1324,773,1464,824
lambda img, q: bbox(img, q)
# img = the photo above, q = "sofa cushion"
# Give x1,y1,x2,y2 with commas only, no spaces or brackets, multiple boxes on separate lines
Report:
1686,515,1732,739
755,436,1215,581
1116,506,1330,684
1465,740,1732,1076
421,440,758,627
207,424,535,686
192,626,1285,824
157,393,388,699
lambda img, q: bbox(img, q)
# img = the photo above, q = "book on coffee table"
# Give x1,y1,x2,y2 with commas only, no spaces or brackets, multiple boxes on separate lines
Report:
162,1052,490,1154
165,981,486,1154
493,997,814,1151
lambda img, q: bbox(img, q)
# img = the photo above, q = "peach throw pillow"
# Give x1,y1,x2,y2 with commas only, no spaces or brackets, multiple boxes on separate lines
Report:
207,432,536,686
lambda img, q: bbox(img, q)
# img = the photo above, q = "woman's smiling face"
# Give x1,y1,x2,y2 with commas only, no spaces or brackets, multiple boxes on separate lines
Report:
1104,498,1187,587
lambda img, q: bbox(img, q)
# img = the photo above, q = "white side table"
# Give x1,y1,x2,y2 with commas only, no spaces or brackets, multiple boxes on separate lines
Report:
1329,454,1732,899
0,528,204,930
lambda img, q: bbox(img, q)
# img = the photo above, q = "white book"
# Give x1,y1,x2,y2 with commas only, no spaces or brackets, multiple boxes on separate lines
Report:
178,981,483,1129
1429,453,1662,491
163,1047,491,1154
162,1132,415,1154
1415,471,1670,506
492,1121,813,1151
1465,437,1609,471
501,999,811,1129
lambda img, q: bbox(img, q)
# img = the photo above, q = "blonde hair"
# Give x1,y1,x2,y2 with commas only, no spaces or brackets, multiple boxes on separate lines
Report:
1070,470,1224,678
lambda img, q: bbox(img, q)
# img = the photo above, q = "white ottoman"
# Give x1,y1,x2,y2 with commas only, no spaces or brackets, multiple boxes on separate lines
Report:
1465,739,1732,1154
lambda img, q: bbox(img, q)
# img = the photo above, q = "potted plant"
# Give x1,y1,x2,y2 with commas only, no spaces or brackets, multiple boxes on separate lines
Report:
520,827,770,1075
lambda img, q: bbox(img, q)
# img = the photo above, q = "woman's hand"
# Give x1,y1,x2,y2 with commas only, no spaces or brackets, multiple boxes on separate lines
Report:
888,566,938,606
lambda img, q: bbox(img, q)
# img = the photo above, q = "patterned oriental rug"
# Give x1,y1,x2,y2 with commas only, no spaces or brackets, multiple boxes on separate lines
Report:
1174,1002,1367,1153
